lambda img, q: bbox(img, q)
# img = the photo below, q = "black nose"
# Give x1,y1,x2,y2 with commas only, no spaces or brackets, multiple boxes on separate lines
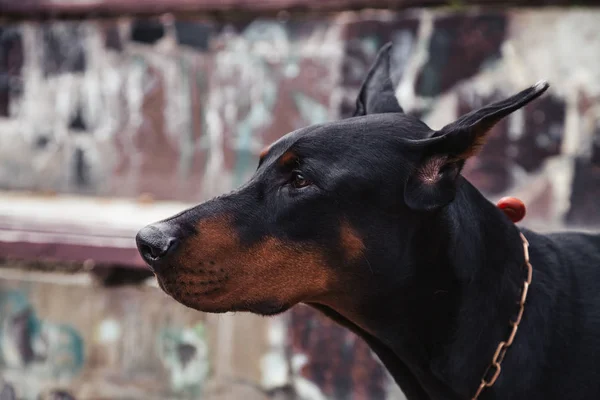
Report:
136,224,179,271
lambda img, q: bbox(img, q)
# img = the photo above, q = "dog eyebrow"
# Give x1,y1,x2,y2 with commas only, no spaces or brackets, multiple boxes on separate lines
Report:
258,146,270,167
277,151,299,168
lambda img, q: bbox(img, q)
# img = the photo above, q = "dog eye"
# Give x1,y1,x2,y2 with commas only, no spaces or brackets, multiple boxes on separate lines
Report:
291,171,311,189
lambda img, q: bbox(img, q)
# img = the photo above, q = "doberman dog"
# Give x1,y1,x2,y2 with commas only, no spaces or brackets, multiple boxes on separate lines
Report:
136,43,600,400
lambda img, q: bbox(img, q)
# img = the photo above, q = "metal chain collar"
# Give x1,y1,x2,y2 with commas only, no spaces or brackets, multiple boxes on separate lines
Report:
472,232,533,400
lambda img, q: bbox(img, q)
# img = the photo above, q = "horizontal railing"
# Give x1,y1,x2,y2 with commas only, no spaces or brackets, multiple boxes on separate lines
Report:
0,192,192,268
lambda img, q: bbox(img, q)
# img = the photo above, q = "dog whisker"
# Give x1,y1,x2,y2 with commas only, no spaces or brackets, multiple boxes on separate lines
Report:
363,254,374,276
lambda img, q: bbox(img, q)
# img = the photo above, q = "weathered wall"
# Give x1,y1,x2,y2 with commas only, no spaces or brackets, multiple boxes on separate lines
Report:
0,272,273,400
1,6,600,400
2,9,599,227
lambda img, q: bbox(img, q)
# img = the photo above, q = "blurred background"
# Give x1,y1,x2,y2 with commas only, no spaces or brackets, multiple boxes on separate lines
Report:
0,1,599,399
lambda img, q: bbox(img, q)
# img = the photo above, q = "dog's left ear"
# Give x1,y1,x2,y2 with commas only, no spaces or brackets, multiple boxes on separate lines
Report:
353,42,404,116
405,81,550,211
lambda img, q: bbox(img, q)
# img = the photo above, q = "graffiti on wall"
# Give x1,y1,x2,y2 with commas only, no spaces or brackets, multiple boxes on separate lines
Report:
0,290,83,400
0,18,339,203
2,10,597,226
157,322,210,397
0,290,84,378
288,306,388,400
2,11,599,225
0,282,214,400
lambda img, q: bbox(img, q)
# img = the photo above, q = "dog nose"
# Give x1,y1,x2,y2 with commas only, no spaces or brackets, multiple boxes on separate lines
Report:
136,224,179,271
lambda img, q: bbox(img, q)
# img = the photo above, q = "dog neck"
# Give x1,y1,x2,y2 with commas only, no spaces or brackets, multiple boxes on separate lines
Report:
312,178,527,399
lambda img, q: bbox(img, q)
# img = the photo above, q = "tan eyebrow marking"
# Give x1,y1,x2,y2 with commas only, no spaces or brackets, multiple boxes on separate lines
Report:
277,151,298,167
259,146,270,160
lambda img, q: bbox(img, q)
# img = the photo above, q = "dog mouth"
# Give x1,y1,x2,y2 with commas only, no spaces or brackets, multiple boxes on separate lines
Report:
154,265,294,315
158,276,226,297
243,301,291,316
155,263,231,305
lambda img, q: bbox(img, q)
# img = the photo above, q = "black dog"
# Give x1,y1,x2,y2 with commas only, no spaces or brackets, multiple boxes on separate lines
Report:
136,43,600,399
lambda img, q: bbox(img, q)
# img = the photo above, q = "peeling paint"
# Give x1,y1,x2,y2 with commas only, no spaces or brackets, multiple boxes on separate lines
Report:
158,322,209,396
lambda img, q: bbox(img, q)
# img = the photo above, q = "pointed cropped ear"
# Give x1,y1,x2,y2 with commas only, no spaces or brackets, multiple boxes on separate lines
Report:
353,42,404,116
405,81,550,211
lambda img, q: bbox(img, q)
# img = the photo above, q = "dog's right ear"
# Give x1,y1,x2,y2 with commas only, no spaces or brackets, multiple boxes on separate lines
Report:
353,42,404,116
404,81,550,211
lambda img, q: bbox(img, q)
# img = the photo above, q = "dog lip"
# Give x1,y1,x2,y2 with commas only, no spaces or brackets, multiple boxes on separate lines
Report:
156,276,173,296
168,286,228,312
197,287,223,297
156,275,227,299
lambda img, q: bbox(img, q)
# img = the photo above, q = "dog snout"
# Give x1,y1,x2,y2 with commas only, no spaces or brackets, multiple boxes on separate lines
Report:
136,223,179,271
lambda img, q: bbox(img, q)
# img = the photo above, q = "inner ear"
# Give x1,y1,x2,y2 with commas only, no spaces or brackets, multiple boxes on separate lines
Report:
404,81,550,211
405,156,461,211
353,42,404,116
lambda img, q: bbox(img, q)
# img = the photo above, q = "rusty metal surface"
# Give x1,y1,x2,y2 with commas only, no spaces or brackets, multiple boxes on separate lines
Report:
2,0,600,19
1,0,424,19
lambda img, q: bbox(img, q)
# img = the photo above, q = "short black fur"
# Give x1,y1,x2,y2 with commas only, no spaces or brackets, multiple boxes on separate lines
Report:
136,43,600,400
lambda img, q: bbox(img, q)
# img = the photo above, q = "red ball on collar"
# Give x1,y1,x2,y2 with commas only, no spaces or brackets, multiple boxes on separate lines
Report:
497,197,526,223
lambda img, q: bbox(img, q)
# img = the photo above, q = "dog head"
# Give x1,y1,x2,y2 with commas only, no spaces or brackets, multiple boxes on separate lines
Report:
136,43,548,316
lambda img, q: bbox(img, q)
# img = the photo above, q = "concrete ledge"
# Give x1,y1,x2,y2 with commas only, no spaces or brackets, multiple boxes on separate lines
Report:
0,192,192,268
